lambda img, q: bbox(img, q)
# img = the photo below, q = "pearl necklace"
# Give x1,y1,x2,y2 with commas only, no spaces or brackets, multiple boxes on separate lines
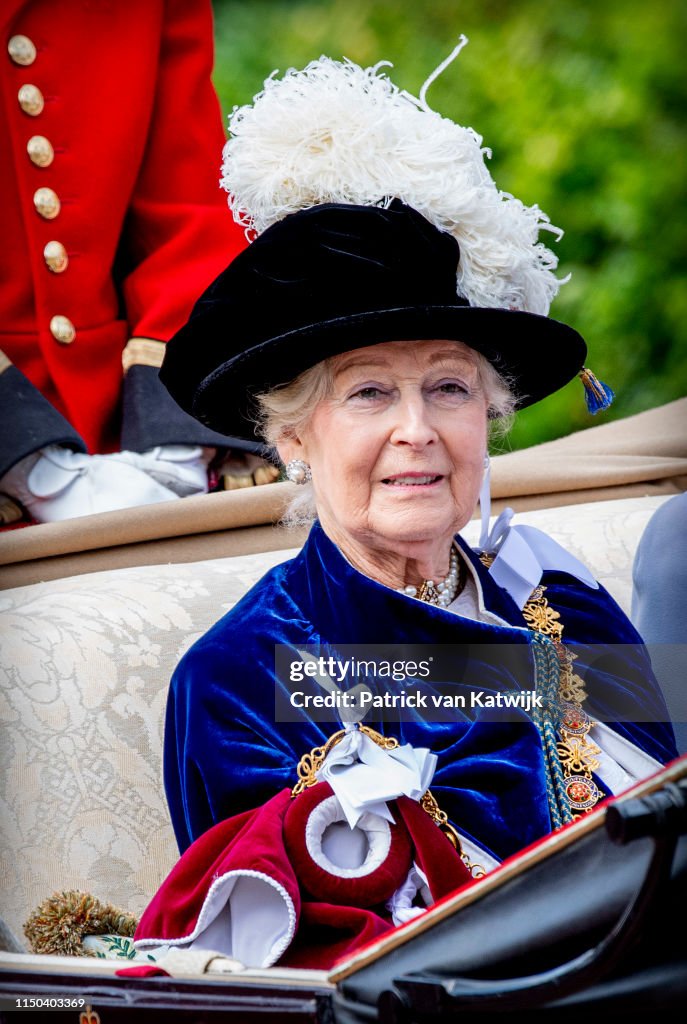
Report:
397,546,464,608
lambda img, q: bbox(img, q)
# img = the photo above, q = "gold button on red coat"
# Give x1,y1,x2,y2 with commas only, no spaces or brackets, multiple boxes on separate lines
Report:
44,241,68,273
27,135,54,168
49,315,76,344
8,35,37,66
34,187,60,219
18,83,44,115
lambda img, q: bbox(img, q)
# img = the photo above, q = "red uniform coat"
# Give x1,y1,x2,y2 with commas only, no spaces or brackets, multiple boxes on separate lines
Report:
0,0,246,474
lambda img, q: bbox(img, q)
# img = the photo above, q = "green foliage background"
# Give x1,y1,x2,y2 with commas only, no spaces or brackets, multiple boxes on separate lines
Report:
212,0,686,449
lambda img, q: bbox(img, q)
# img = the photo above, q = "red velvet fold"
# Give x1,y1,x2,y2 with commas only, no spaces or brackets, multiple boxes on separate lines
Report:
136,783,471,968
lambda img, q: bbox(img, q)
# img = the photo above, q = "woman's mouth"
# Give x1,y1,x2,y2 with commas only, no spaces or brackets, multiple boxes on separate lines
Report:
382,473,443,486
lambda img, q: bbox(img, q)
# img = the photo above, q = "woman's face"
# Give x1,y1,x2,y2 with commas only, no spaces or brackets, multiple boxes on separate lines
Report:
280,340,489,558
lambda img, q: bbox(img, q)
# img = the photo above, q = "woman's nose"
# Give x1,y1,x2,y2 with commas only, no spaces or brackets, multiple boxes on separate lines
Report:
389,395,438,447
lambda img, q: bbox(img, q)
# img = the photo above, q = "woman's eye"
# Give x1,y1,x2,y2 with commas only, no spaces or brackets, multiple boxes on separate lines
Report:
352,386,384,400
434,380,469,396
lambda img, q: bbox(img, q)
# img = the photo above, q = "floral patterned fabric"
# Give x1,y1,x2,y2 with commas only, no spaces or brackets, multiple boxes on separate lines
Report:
0,496,667,945
82,934,156,962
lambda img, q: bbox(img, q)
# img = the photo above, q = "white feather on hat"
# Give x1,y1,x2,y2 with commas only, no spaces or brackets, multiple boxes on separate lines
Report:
221,46,566,317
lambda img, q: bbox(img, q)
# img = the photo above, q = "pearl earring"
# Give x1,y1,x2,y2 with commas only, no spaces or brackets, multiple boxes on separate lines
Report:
285,459,312,485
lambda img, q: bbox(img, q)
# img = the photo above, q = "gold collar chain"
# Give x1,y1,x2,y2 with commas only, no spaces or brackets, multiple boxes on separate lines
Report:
480,552,602,816
518,579,602,817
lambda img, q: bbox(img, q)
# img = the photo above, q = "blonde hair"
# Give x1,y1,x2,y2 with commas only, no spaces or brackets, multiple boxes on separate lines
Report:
254,346,516,526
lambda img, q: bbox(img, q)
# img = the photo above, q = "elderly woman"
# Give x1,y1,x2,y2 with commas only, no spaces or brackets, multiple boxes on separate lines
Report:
135,57,676,968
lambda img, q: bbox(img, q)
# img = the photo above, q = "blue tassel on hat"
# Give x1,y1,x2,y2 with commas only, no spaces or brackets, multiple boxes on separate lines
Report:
579,367,614,414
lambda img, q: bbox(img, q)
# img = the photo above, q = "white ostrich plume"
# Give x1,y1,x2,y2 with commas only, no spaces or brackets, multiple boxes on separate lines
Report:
221,46,566,315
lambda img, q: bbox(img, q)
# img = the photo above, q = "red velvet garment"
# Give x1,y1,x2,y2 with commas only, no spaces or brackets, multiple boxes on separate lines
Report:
135,784,471,970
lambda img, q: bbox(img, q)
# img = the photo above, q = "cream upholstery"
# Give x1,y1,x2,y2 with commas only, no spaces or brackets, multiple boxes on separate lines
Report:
0,495,669,946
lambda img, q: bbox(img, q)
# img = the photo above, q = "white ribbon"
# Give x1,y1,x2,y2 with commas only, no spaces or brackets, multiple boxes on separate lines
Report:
477,457,497,552
316,729,437,828
386,862,432,926
480,507,599,610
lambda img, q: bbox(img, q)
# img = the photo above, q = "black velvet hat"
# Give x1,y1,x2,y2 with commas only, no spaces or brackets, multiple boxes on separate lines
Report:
160,200,587,442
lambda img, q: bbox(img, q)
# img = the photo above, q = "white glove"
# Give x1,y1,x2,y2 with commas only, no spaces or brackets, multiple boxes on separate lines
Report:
0,446,181,523
105,446,212,497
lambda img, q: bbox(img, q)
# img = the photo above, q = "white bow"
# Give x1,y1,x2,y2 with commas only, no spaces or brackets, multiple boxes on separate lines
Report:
480,505,598,610
317,728,437,828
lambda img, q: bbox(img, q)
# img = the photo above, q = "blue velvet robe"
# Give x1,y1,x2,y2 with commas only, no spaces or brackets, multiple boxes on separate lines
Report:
164,522,676,858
